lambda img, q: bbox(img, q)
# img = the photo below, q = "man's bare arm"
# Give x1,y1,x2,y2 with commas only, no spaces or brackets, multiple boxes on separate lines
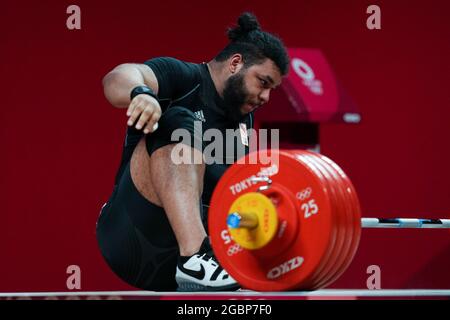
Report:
103,63,161,134
102,63,159,108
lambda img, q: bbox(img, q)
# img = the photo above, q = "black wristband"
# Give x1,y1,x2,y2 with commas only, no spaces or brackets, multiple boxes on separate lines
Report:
130,85,159,101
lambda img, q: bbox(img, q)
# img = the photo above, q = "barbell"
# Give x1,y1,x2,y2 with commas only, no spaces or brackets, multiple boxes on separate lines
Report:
208,149,450,291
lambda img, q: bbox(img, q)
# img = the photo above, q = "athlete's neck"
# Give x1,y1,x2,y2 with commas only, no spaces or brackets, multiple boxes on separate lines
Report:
206,60,227,98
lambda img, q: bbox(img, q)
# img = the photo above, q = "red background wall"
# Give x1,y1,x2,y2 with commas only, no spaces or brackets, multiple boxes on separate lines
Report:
0,0,448,292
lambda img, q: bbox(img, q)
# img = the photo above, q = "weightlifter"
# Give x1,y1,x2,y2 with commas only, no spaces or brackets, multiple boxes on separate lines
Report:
96,12,289,291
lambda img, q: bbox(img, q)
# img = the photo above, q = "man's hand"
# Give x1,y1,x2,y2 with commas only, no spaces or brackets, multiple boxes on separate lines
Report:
126,94,161,134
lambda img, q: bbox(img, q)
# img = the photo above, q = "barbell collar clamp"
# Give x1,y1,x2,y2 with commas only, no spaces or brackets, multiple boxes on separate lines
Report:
227,212,259,229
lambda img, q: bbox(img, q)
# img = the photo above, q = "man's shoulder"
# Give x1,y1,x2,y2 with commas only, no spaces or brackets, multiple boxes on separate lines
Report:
144,56,200,72
143,57,203,99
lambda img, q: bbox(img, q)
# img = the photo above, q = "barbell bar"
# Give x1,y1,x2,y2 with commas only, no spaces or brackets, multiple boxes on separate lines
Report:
361,218,450,228
228,213,450,229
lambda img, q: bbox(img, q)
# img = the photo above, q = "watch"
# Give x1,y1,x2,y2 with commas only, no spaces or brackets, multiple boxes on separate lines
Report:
130,85,159,101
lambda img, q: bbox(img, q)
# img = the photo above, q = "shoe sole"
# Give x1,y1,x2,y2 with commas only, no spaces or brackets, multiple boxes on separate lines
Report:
176,281,241,292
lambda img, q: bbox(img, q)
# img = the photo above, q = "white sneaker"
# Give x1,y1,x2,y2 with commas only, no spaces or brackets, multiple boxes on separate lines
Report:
176,238,240,291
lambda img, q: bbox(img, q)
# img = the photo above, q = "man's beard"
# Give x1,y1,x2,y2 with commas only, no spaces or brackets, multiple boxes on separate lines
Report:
222,71,250,123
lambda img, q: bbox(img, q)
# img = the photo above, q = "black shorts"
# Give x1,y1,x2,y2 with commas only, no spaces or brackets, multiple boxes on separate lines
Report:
96,106,205,291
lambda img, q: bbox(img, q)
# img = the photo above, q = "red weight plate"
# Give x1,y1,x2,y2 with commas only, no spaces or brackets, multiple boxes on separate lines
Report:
209,149,336,291
305,152,353,289
311,153,355,288
315,153,362,287
301,152,349,289
271,151,338,290
294,151,348,289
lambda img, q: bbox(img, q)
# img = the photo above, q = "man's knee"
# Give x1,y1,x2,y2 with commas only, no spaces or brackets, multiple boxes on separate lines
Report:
157,106,197,132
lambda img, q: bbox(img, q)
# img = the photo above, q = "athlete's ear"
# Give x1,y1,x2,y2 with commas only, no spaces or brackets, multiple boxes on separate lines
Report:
229,54,244,74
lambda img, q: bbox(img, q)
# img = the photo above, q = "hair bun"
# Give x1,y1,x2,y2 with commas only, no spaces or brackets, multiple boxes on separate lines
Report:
238,12,260,33
227,12,261,41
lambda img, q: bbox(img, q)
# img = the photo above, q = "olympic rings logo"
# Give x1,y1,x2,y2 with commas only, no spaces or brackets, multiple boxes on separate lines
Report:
227,243,243,256
296,187,312,201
